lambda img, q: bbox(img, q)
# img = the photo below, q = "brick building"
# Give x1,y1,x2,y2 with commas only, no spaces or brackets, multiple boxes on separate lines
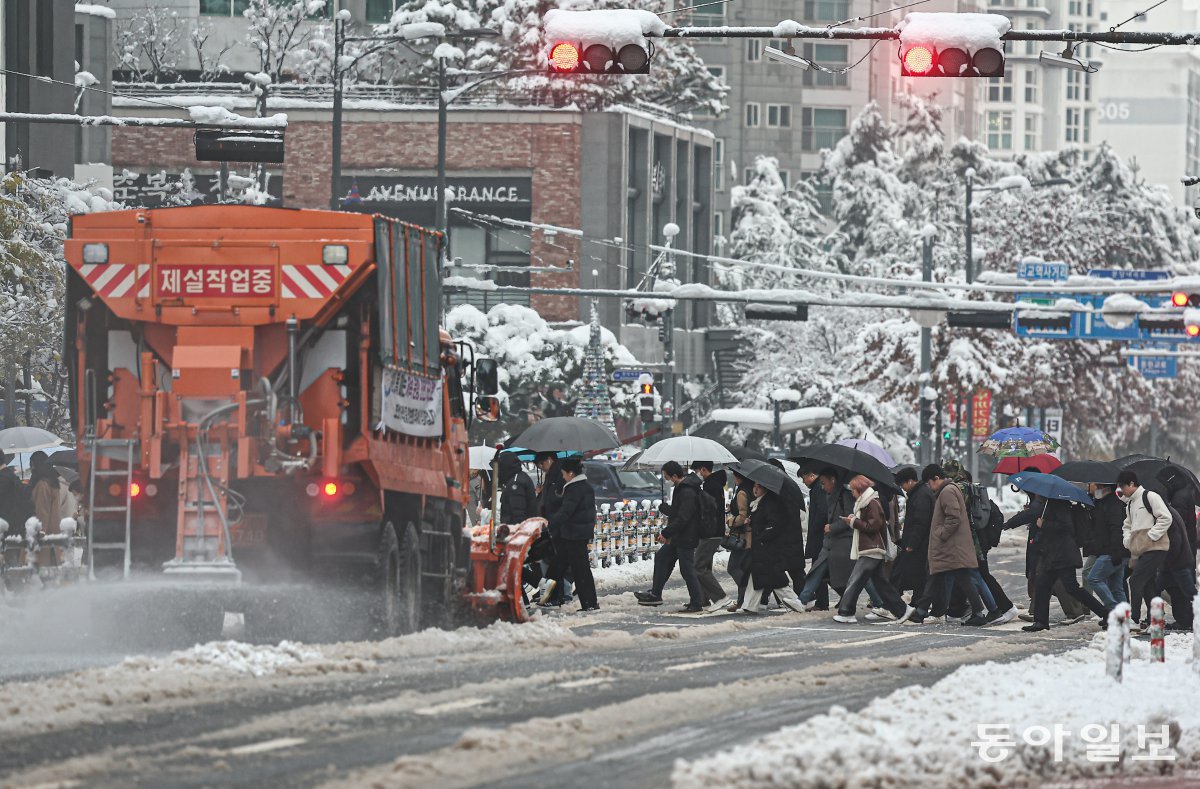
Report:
109,97,715,327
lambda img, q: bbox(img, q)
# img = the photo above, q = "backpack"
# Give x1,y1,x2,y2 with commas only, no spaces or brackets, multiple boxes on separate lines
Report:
965,482,993,536
697,489,726,539
1142,489,1185,536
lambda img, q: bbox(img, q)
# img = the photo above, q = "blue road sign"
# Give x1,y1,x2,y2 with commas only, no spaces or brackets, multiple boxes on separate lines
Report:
1017,260,1069,281
1127,342,1179,379
1087,269,1171,281
612,369,653,383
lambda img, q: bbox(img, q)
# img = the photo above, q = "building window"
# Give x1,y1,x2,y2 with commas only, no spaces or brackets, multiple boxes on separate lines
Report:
366,0,398,23
778,170,790,188
766,104,792,128
714,139,725,191
986,73,1013,103
745,102,761,128
1024,68,1038,103
1024,114,1040,150
1083,108,1094,143
1068,0,1081,14
746,39,762,62
1065,107,1081,142
804,172,834,214
708,65,725,81
986,111,1013,150
744,167,757,185
801,43,849,87
989,0,1016,6
804,0,849,21
801,107,848,151
1025,21,1040,55
1066,71,1081,101
713,211,724,239
1188,71,1200,179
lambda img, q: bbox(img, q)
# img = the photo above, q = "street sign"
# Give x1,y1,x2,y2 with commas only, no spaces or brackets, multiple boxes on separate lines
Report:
1043,407,1064,452
611,369,653,383
1127,342,1179,379
1087,269,1171,281
1017,260,1069,281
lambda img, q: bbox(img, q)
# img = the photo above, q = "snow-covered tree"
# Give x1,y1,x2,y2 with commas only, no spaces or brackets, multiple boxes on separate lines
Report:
0,173,121,434
113,6,185,81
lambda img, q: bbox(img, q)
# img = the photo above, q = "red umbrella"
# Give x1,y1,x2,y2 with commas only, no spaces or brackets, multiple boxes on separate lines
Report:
994,454,1062,475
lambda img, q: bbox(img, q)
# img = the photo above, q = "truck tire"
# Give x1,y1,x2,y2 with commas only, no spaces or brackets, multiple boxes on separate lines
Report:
373,520,422,638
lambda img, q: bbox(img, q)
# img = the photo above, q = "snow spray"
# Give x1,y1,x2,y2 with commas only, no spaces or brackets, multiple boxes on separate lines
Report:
1149,597,1166,663
1105,602,1132,682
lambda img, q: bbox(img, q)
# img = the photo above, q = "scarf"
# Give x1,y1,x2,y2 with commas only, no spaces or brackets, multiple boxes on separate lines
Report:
850,487,879,560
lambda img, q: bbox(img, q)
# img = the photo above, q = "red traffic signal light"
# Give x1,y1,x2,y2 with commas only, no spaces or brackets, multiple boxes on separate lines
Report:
900,44,1004,77
1188,324,1200,337
1172,291,1200,307
546,41,650,74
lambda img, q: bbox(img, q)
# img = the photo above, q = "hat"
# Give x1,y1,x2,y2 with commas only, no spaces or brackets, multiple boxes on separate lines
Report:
942,458,966,480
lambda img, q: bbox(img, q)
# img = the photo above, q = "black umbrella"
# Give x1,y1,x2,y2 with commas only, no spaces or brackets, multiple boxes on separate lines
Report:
791,443,901,493
733,459,796,497
513,417,619,454
1118,456,1200,498
1052,460,1120,485
728,445,769,462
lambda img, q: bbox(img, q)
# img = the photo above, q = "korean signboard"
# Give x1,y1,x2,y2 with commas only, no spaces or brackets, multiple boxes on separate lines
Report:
971,390,992,441
157,265,275,298
380,367,444,438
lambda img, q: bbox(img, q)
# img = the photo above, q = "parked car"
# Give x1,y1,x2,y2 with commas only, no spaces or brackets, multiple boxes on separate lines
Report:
582,461,662,510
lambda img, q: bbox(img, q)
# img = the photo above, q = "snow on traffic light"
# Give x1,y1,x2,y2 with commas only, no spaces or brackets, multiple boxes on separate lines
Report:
897,12,1008,77
543,9,663,74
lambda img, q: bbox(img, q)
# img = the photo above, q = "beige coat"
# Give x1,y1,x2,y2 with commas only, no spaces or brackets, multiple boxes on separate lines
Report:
927,483,978,574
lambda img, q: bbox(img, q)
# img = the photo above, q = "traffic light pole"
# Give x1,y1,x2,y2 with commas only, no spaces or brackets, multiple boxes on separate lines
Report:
964,171,974,285
657,25,1200,46
919,235,934,466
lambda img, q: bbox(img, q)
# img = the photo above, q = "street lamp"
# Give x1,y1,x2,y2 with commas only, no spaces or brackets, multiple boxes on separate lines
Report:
963,171,1072,283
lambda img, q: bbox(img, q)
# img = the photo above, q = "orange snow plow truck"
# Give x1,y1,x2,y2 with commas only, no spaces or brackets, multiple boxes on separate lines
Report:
63,205,540,640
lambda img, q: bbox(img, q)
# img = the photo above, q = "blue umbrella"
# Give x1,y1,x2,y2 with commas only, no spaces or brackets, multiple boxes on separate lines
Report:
1008,471,1093,507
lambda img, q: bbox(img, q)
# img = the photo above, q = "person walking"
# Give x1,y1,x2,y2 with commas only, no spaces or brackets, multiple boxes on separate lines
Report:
1160,498,1196,630
1119,470,1172,627
724,471,755,611
824,470,857,598
1162,467,1197,554
739,484,805,613
497,452,536,525
0,452,33,535
909,465,987,626
798,468,842,609
833,475,915,624
692,462,729,610
1022,498,1111,632
545,457,599,612
635,461,705,613
28,451,63,568
891,466,932,598
1084,483,1129,609
801,471,831,610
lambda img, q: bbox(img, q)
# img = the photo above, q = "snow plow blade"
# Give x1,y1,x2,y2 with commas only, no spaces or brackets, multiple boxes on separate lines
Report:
468,518,544,623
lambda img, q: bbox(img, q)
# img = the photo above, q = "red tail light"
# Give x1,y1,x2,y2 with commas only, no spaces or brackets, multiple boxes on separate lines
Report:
322,481,338,497
129,482,142,498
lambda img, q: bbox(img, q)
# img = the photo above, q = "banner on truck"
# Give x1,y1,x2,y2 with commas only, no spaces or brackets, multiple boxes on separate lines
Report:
380,367,443,437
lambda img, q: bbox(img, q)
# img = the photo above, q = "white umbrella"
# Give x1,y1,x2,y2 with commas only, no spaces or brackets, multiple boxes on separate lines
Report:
0,426,63,455
469,445,500,471
625,436,737,469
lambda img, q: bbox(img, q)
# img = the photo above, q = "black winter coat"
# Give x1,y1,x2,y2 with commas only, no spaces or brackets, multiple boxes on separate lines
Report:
748,493,791,590
1037,500,1084,572
661,473,703,549
0,468,32,532
901,483,934,553
538,460,565,519
1005,499,1044,578
497,454,536,525
825,485,857,588
805,481,828,561
1169,486,1197,553
547,477,596,542
1165,504,1197,573
701,469,727,506
1092,493,1129,560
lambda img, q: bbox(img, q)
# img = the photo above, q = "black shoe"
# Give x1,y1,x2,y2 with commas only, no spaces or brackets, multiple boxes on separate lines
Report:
964,614,988,627
1166,621,1190,632
984,608,1006,625
813,606,830,611
678,605,703,614
635,591,664,606
1022,622,1050,632
580,605,600,612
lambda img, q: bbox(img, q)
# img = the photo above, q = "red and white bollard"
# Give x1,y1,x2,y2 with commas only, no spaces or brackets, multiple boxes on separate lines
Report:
1106,602,1132,682
1150,597,1166,663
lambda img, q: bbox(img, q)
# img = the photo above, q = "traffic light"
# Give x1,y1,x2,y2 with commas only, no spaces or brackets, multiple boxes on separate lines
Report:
194,129,284,163
942,429,953,442
544,9,653,74
1171,291,1200,308
638,382,656,423
898,13,1005,77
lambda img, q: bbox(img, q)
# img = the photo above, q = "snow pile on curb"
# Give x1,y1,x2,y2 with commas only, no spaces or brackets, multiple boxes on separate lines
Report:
120,640,322,677
673,634,1200,787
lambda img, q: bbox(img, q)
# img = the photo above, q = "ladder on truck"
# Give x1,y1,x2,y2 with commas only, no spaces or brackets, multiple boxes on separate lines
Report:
86,438,136,581
162,437,241,583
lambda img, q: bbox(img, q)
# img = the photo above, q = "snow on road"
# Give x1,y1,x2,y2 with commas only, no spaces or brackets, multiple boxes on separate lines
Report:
672,633,1200,788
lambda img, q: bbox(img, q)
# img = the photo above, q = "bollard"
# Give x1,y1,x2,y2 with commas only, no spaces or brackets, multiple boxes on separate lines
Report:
1193,591,1200,675
1106,602,1132,682
1150,597,1166,663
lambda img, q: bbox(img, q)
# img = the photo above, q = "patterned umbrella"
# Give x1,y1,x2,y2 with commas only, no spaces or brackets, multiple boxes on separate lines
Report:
978,427,1060,458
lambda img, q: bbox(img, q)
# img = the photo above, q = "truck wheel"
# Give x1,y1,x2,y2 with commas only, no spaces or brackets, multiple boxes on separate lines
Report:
373,521,422,638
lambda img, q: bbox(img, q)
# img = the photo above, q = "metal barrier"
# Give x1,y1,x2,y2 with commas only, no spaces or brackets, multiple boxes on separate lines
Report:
588,500,664,569
0,517,86,594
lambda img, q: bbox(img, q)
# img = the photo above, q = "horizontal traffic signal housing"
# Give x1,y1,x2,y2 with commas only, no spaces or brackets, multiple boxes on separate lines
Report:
947,311,1012,330
547,41,650,74
900,44,1004,77
1171,291,1200,308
